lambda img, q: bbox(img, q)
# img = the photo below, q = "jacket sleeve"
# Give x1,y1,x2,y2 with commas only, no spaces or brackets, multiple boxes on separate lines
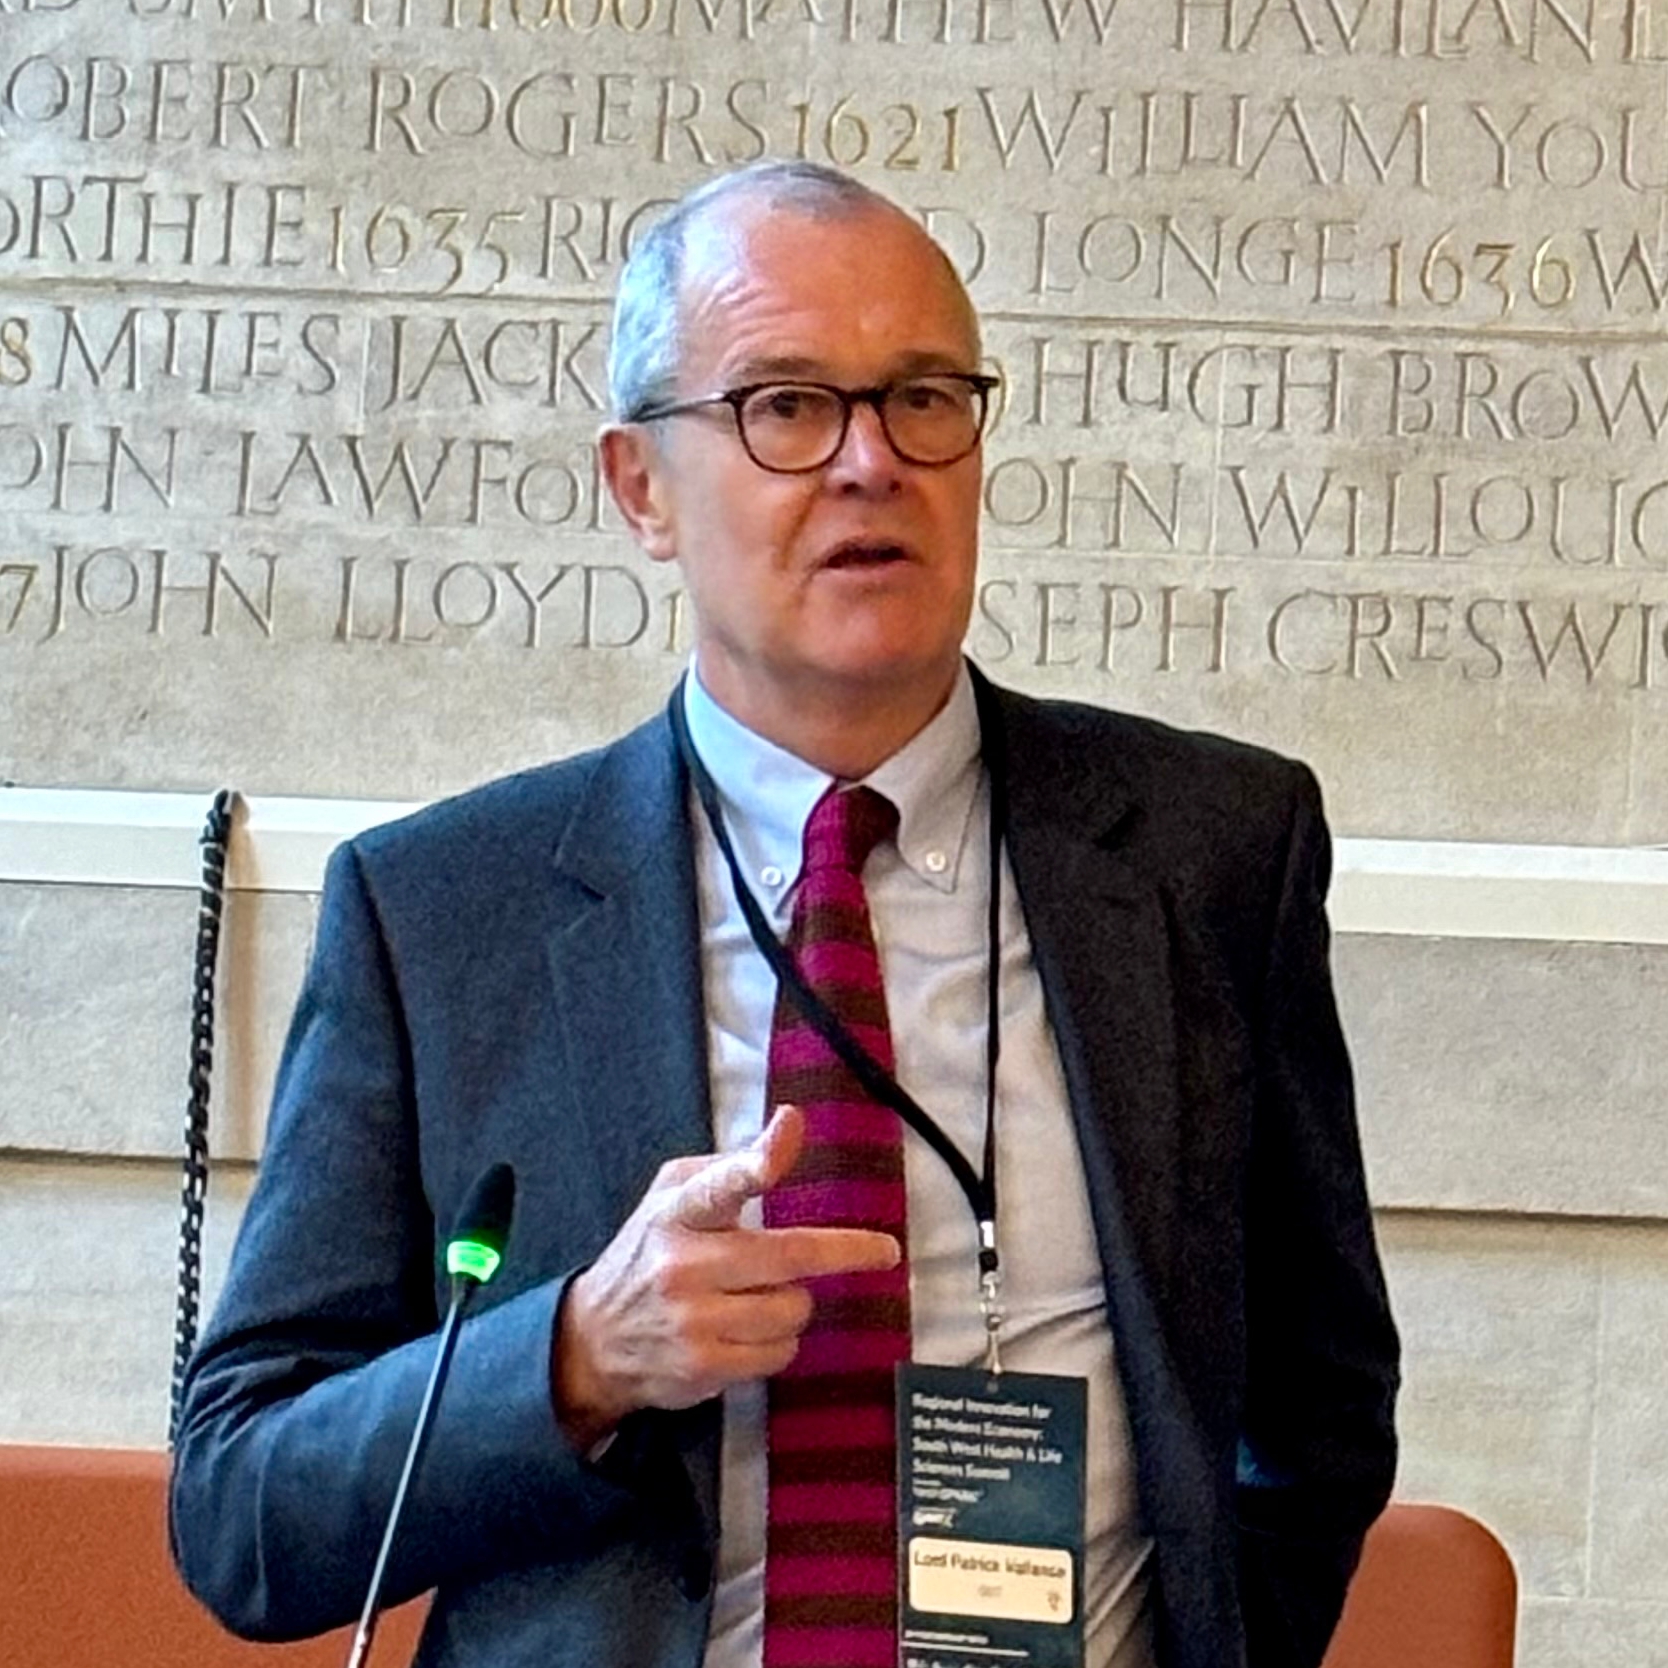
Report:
168,842,648,1641
1236,765,1401,1668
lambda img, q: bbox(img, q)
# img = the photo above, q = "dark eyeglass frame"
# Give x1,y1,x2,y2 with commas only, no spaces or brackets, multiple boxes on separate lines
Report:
626,372,1001,473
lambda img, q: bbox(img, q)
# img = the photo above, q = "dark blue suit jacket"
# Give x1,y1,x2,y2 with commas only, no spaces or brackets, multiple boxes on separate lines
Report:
171,678,1399,1668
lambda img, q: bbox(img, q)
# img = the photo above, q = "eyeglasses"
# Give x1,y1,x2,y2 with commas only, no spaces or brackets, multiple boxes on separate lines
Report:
627,373,1000,474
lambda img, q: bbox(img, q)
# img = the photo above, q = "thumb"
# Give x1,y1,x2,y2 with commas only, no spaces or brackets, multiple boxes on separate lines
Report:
756,1102,804,1189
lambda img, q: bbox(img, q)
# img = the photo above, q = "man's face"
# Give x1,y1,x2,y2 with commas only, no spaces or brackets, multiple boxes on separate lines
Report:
608,202,984,733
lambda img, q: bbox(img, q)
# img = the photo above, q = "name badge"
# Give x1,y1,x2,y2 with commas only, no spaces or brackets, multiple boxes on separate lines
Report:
896,1362,1088,1668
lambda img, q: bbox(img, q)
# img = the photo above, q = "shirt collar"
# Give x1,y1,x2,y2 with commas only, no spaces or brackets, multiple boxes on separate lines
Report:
681,663,983,898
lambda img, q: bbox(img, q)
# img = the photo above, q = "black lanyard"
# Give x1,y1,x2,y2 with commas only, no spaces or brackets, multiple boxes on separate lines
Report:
668,676,1008,1295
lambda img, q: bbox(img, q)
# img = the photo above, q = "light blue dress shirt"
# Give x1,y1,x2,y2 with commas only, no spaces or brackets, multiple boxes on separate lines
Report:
684,665,1155,1668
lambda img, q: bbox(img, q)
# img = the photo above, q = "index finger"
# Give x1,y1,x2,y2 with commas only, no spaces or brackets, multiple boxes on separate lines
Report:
723,1225,903,1288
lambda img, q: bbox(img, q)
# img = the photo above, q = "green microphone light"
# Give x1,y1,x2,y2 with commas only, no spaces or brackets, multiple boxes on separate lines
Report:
444,1162,516,1287
446,1238,502,1283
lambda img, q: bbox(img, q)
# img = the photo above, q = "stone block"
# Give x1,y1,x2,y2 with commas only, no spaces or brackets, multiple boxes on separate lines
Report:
1338,935,1668,1216
1589,1232,1668,1601
1375,1213,1600,1600
1630,705,1668,846
0,1158,251,1446
0,883,314,1163
1519,1598,1668,1668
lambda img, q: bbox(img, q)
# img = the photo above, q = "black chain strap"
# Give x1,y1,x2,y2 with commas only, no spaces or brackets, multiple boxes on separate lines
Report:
169,789,236,1449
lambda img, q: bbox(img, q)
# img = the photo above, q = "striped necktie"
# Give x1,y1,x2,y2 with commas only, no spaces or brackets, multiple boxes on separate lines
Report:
762,783,908,1668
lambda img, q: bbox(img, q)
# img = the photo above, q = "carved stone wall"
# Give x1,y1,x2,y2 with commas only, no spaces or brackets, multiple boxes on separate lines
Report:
3,0,1665,824
2,0,1666,1660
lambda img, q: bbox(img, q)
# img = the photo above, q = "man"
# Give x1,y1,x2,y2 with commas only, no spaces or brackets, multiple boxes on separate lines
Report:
171,162,1398,1668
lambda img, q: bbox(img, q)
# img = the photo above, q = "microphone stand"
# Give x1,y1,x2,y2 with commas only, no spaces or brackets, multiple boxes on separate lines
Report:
343,1160,514,1668
345,1275,477,1668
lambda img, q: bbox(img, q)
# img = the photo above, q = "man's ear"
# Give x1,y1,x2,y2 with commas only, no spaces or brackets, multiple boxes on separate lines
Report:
600,425,678,562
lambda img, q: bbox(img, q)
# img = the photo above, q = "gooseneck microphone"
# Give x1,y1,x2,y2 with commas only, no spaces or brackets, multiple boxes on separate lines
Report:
345,1162,517,1668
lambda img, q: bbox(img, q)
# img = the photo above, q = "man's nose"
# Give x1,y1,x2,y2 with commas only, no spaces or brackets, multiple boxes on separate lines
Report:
826,398,904,493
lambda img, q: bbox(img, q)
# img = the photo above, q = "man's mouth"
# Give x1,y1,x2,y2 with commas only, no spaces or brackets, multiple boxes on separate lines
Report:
821,540,911,570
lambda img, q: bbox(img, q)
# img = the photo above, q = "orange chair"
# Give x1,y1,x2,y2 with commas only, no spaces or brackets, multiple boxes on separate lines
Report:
1,1448,1515,1668
0,1444,426,1668
1323,1502,1517,1668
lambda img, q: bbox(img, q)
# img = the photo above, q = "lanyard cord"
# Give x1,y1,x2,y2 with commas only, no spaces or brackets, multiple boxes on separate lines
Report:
668,678,1008,1275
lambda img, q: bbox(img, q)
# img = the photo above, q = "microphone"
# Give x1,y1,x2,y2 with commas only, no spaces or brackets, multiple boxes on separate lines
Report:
345,1163,517,1668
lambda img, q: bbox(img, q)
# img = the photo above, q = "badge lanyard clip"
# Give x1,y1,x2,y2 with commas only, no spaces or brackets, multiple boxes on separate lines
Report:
978,1218,1004,1376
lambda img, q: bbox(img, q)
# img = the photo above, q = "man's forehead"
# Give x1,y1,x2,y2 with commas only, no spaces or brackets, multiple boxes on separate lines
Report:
726,349,975,382
681,191,897,270
677,201,978,379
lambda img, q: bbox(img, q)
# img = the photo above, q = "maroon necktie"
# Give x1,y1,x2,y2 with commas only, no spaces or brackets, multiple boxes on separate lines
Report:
762,784,909,1668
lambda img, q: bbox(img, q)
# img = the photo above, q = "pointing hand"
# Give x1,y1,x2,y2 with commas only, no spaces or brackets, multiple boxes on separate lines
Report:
553,1105,900,1449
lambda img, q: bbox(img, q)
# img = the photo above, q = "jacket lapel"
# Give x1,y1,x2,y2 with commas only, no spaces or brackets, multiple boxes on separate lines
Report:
546,711,714,1230
545,709,725,1558
983,680,1183,1318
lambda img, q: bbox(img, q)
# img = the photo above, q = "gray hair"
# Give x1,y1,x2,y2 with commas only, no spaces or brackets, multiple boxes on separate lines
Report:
606,162,973,420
